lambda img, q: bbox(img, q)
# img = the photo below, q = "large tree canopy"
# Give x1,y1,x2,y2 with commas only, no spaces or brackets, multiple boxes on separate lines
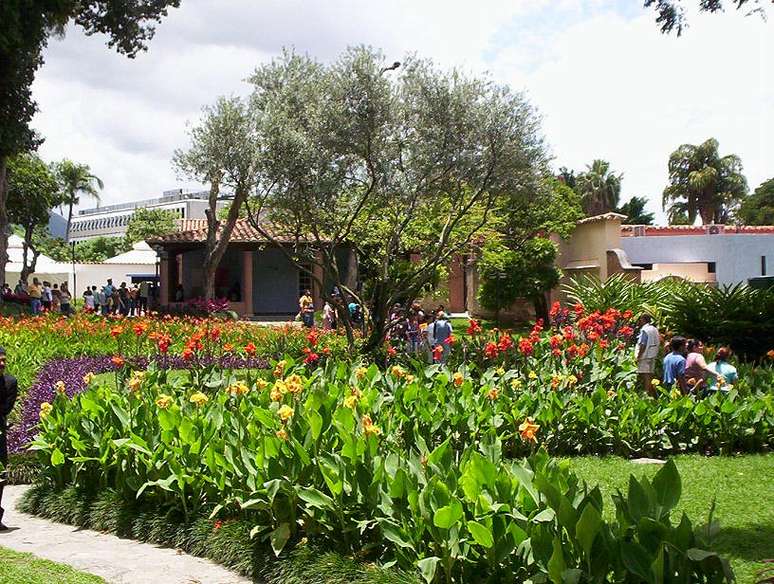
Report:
125,207,177,244
244,47,548,353
55,159,103,241
662,138,748,225
738,178,774,225
617,195,655,225
575,159,622,216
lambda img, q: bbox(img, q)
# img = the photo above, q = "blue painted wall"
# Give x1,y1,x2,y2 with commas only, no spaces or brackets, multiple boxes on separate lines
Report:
252,248,299,314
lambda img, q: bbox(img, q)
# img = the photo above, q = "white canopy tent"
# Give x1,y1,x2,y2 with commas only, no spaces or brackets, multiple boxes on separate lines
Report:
4,234,71,286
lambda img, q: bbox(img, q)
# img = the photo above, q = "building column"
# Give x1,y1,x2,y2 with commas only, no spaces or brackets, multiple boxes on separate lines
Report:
312,258,324,309
242,249,253,317
159,256,169,305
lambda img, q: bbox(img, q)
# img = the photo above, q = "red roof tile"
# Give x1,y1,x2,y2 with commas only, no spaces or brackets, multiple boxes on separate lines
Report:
148,218,308,245
621,224,774,236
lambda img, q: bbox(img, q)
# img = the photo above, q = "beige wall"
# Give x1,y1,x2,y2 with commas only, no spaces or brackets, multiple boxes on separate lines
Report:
640,263,716,283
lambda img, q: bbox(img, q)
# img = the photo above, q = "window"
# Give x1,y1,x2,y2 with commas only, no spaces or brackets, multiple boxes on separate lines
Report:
763,256,767,277
298,264,312,298
707,262,716,274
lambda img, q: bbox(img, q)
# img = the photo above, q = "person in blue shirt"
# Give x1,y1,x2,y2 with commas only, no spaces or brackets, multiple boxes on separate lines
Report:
662,336,688,394
706,347,739,392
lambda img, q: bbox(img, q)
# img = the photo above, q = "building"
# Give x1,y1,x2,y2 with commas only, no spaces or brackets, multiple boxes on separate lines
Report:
148,219,357,318
69,189,224,242
620,224,774,285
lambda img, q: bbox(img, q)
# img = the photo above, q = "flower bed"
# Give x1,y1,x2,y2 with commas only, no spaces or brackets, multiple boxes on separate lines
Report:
28,357,739,583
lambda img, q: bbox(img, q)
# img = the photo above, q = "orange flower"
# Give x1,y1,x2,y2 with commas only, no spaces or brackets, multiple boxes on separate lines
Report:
767,349,774,360
244,342,257,356
487,387,499,401
362,414,382,437
110,326,124,338
518,418,540,443
111,355,125,367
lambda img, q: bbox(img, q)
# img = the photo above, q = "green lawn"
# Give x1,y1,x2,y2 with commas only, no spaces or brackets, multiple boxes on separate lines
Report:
0,547,104,584
567,454,774,584
449,317,530,337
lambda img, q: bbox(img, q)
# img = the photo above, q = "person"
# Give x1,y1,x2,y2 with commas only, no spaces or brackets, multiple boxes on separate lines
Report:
51,283,62,313
322,301,336,330
59,283,72,316
662,336,688,395
406,315,421,354
28,278,43,315
97,285,108,316
91,286,100,314
706,347,739,392
117,283,129,316
0,346,19,530
685,339,721,393
174,284,184,302
635,314,660,395
423,313,436,363
83,287,95,313
111,287,121,315
14,280,25,296
138,280,150,315
103,279,114,315
299,289,315,328
432,311,453,364
42,281,52,312
128,284,138,316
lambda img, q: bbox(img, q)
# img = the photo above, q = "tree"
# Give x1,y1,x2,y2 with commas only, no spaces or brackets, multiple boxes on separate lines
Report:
617,196,655,225
55,160,103,241
244,48,548,353
662,138,748,225
174,96,258,300
6,153,62,281
737,178,774,225
644,0,770,35
0,0,180,287
477,237,560,324
557,167,577,190
575,159,623,216
125,207,177,244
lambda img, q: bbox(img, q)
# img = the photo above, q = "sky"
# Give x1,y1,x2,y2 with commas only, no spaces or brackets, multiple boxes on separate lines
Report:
30,0,772,224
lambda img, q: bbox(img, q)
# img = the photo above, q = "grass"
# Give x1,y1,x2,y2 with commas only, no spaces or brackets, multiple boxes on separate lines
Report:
0,547,105,584
567,454,774,584
449,317,530,337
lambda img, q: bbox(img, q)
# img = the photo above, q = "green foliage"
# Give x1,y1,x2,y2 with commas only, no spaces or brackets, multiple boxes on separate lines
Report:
617,195,655,225
124,207,177,244
575,159,622,216
738,177,774,225
73,236,130,263
662,138,748,225
644,0,769,35
564,274,774,360
477,237,559,319
54,159,103,239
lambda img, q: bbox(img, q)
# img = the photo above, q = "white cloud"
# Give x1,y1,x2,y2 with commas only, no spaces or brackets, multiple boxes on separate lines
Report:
30,0,772,224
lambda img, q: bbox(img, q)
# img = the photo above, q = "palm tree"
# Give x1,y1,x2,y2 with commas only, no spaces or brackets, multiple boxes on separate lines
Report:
662,138,748,225
56,160,103,240
617,195,655,225
575,159,622,216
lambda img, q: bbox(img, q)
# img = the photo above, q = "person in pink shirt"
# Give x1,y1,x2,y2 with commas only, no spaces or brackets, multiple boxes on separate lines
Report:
684,339,721,394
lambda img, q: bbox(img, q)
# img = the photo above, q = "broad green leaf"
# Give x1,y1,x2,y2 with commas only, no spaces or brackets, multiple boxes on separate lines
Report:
297,486,335,510
433,500,463,529
621,541,655,582
50,447,65,466
548,536,566,584
467,520,494,548
417,557,441,584
306,409,323,440
575,504,602,559
652,459,681,513
270,522,291,557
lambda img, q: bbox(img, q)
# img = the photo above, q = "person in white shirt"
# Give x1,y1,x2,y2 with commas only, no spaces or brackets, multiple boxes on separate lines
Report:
635,314,660,395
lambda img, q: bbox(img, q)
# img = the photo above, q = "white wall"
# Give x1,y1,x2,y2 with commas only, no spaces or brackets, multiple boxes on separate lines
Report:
620,234,774,285
68,263,154,294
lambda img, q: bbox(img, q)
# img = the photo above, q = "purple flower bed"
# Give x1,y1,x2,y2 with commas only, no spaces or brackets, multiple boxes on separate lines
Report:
8,354,268,454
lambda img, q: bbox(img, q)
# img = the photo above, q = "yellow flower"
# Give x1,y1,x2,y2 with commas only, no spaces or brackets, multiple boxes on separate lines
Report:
39,402,53,419
54,381,66,395
285,374,303,394
496,367,505,376
510,378,523,390
355,367,368,381
550,375,561,389
270,380,287,402
528,371,537,380
607,389,616,399
651,379,661,387
128,372,145,393
256,378,270,390
189,391,209,406
226,381,250,396
155,394,173,409
390,365,405,379
487,387,500,401
567,374,578,386
452,372,464,387
276,428,288,441
518,418,540,443
278,404,294,422
350,386,362,398
362,414,382,437
343,394,359,409
83,372,96,385
273,360,287,378
405,374,416,384
670,388,681,399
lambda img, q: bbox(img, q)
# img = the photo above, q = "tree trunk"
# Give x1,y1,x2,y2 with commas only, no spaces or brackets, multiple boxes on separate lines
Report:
65,198,74,242
203,177,247,301
0,156,9,288
20,223,41,283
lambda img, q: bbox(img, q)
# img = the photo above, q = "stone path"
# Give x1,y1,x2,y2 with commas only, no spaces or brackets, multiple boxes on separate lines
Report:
1,485,251,584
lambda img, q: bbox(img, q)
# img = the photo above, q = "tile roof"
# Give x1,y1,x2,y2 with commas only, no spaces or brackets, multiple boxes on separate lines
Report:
148,218,305,245
621,224,774,236
577,212,627,225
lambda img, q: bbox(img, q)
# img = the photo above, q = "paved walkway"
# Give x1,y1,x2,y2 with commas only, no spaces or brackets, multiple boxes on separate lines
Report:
1,485,251,584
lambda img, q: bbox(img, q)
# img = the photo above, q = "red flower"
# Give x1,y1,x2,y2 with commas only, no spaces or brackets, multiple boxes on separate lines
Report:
133,323,148,336
244,342,257,356
432,345,444,362
551,348,561,357
549,301,561,319
484,342,499,359
387,345,397,358
110,326,124,338
622,309,633,320
307,329,319,346
322,347,331,355
599,339,609,349
573,303,585,317
466,319,482,335
182,348,194,361
443,335,456,346
618,325,634,337
497,335,514,352
209,327,221,341
111,355,125,367
549,334,563,350
304,352,320,365
567,344,578,358
518,337,534,356
214,520,223,530
577,343,590,357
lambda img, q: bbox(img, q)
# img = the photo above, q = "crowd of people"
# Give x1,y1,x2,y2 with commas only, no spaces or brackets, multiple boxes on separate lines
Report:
2,277,157,317
636,314,738,396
